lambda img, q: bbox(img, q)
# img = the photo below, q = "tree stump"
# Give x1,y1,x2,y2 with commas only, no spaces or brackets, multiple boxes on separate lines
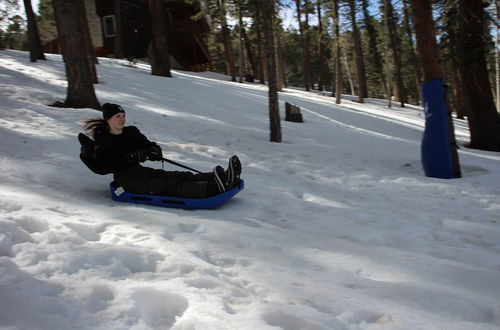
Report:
285,102,303,123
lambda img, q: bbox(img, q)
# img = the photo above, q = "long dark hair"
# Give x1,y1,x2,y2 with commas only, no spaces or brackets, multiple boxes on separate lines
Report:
83,118,109,138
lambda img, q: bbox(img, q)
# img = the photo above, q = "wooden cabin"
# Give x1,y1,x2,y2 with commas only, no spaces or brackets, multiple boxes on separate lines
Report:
46,0,211,72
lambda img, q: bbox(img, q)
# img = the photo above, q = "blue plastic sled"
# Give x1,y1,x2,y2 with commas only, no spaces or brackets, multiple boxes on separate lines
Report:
110,180,244,210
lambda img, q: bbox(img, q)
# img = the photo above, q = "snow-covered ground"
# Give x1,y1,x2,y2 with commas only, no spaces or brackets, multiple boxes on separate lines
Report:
1,49,499,330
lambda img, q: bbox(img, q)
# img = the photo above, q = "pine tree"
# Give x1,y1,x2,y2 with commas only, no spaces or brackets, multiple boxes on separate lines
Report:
259,0,281,142
253,1,265,83
2,15,25,49
381,0,407,106
37,0,57,45
217,0,237,81
52,0,100,109
410,0,461,178
23,0,45,61
437,0,466,119
347,0,367,101
0,0,19,49
360,0,386,98
316,0,326,91
149,0,172,77
401,0,422,105
459,0,500,151
295,0,311,91
237,0,245,83
331,0,342,103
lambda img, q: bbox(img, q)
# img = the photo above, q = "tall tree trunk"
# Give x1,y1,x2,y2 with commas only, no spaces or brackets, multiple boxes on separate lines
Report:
82,0,98,84
402,0,422,105
316,0,325,91
495,0,499,112
24,0,45,62
360,0,386,97
276,27,286,90
348,0,367,102
243,28,255,77
218,0,236,81
410,1,442,86
460,0,500,151
255,4,265,84
237,0,244,83
114,0,123,59
332,0,342,104
450,61,466,119
343,54,355,96
52,0,100,109
304,0,311,90
149,0,171,77
382,0,407,106
295,0,310,91
259,0,281,143
410,0,461,177
272,12,284,91
444,0,466,119
382,0,393,108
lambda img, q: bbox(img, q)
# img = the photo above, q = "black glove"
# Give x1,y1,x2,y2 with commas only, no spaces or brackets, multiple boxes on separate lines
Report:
147,144,163,161
130,148,149,163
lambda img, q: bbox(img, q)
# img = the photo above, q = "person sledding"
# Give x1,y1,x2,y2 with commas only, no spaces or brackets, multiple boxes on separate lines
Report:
80,103,242,199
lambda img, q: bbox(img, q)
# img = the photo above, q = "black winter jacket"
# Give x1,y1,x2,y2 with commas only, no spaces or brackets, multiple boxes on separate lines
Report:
94,126,156,174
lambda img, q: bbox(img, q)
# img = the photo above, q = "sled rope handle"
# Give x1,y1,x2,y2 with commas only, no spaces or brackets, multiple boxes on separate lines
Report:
161,157,203,174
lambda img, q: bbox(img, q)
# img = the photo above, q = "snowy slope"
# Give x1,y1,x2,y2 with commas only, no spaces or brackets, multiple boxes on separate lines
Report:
1,49,499,330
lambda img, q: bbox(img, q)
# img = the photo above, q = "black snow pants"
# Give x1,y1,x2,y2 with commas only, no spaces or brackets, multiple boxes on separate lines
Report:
114,165,219,198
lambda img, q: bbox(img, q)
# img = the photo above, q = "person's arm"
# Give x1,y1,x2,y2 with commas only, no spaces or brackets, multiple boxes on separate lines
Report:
130,126,157,148
130,126,163,161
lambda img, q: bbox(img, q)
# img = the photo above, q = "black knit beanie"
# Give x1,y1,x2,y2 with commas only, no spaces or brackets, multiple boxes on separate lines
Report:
102,103,125,120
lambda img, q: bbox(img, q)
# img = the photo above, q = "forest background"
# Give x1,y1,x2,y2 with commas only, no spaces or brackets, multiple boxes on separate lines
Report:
1,0,499,151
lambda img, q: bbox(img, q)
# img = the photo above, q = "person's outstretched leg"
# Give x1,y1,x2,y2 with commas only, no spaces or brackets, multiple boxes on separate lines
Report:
213,165,229,193
226,155,242,188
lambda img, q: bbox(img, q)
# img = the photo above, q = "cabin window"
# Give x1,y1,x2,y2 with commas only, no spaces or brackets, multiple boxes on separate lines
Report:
103,15,116,37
